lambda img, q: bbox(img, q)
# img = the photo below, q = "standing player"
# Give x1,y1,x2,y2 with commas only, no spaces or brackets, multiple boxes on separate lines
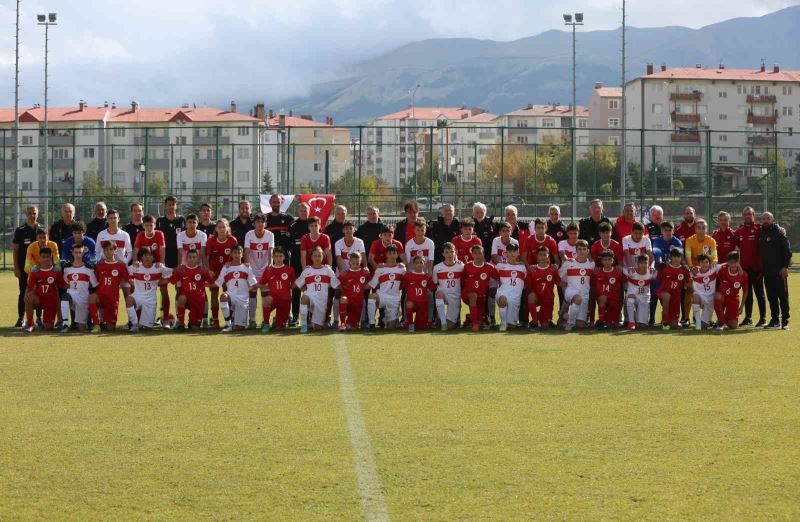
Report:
621,222,653,269
367,245,405,330
650,221,683,325
300,216,333,269
558,223,580,262
90,240,130,331
244,214,275,328
523,218,559,267
176,214,208,267
624,255,655,330
712,211,738,262
336,252,370,331
592,251,622,329
491,222,519,264
335,222,366,273
526,246,560,330
156,196,185,325
433,242,464,331
690,254,721,331
461,245,498,332
368,225,404,270
133,215,165,263
401,255,435,332
256,246,296,333
95,209,132,264
558,240,594,330
451,219,482,263
172,249,213,331
215,245,257,332
655,248,690,330
197,202,217,237
404,218,435,273
23,247,66,333
494,243,526,332
60,243,99,332
684,219,718,327
206,219,237,327
590,222,623,267
714,251,749,331
127,247,173,332
296,247,340,333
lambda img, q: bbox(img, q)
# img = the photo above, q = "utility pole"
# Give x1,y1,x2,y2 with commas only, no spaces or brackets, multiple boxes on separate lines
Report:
37,13,57,223
620,0,627,213
13,0,21,227
564,12,584,221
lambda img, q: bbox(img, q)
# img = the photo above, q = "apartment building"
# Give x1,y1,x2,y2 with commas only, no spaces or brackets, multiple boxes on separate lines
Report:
364,107,481,186
624,63,800,190
588,83,622,145
494,104,590,147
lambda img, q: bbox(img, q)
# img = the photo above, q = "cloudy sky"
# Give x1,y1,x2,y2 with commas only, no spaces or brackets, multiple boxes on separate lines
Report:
0,0,795,108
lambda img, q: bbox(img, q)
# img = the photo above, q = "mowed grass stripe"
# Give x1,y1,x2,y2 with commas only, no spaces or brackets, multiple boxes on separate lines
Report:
0,334,361,520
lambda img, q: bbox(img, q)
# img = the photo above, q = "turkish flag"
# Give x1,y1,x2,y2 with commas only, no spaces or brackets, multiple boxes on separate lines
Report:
298,194,336,228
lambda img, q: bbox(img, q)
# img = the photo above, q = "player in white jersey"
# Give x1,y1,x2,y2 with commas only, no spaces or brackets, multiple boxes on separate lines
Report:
494,243,527,331
433,242,464,331
95,209,132,264
558,223,580,262
621,222,654,269
690,253,722,330
490,222,519,264
244,215,275,327
60,242,99,331
558,239,594,330
215,244,257,331
334,222,366,273
624,255,655,330
404,221,435,272
296,246,340,332
367,244,406,329
126,247,173,330
177,214,208,267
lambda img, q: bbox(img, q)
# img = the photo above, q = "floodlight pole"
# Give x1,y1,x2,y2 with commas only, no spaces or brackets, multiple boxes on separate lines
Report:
38,13,57,223
564,13,583,220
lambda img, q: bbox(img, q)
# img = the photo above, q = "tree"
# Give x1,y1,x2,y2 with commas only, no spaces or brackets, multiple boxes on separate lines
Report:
262,169,275,195
403,154,441,196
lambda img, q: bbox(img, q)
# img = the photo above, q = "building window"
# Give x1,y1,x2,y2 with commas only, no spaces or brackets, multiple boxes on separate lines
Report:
652,103,662,114
783,107,794,116
22,181,33,190
313,163,321,172
112,148,125,160
719,155,728,162
313,130,321,138
719,114,728,120
783,86,793,95
467,127,477,134
608,118,620,128
236,170,250,182
516,136,528,144
82,125,95,136
719,135,727,142
237,127,250,136
113,127,126,137
83,147,95,158
542,118,555,128
718,91,727,98
608,99,619,110
22,135,33,145
516,120,528,128
113,171,126,184
22,159,33,168
175,158,187,168
608,136,620,146
237,148,249,159
579,119,587,128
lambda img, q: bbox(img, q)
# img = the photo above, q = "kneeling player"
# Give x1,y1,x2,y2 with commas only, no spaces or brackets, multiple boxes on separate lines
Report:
495,243,526,331
90,240,130,331
655,248,689,329
559,240,593,330
690,254,721,331
624,255,655,330
173,249,212,330
215,245,257,332
462,245,498,332
60,243,99,332
526,246,559,330
402,255,435,332
256,247,296,333
433,242,464,331
336,252,369,331
297,247,340,332
127,247,173,331
367,245,405,330
714,252,749,330
593,251,622,329
24,247,66,333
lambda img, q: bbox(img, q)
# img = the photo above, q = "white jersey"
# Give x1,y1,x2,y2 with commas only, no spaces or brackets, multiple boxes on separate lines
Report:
625,268,655,297
296,265,340,298
177,230,208,254
405,237,435,264
63,265,98,302
128,263,172,301
622,235,652,268
557,240,578,261
215,263,257,300
334,237,366,272
495,262,527,298
369,265,406,296
433,261,464,296
96,229,132,264
691,265,722,298
558,258,594,295
491,237,519,263
244,229,275,274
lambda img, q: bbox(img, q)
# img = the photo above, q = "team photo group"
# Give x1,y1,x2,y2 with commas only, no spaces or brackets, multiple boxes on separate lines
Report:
11,194,792,334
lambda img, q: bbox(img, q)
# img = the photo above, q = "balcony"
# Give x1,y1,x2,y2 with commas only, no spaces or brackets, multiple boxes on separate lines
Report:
670,112,700,123
747,152,767,164
192,181,223,190
193,158,231,169
671,132,700,143
45,134,74,146
672,155,702,164
479,132,497,140
746,95,777,104
134,136,170,146
747,113,777,125
193,135,231,146
2,159,18,169
50,180,74,192
134,158,169,170
51,158,73,170
747,135,777,146
670,92,703,101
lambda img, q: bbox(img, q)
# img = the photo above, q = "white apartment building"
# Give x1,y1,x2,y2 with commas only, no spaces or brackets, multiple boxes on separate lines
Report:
446,112,500,183
625,63,800,190
494,104,590,147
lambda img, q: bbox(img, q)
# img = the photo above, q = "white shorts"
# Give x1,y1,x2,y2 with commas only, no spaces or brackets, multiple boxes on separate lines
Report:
696,293,715,324
376,291,401,321
131,293,157,328
66,294,89,324
307,293,329,327
439,292,461,323
495,286,523,304
626,292,650,324
229,294,250,326
564,288,590,322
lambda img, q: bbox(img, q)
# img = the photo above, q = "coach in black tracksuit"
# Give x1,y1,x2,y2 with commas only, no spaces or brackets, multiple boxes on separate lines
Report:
759,214,791,329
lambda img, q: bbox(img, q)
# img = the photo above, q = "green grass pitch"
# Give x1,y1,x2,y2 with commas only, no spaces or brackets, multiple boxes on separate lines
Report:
1,272,798,520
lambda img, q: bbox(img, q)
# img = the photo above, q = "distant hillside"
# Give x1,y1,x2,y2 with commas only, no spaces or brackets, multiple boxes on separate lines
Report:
278,6,800,124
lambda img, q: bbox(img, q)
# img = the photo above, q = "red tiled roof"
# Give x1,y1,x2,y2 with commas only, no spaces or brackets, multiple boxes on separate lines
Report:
506,104,589,118
6,106,109,123
456,112,498,123
640,67,800,82
110,107,259,123
596,87,622,98
376,107,475,121
266,115,332,127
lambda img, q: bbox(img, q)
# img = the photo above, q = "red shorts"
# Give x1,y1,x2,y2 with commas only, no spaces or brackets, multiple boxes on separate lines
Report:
405,299,429,329
597,295,621,323
656,288,682,322
342,296,365,328
722,297,740,323
269,296,292,328
97,292,120,325
462,291,487,304
530,294,555,324
37,295,59,325
185,295,207,326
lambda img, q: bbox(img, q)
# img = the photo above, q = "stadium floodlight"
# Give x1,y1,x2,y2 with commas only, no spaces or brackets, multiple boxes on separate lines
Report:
563,13,572,22
563,12,584,220
575,13,584,23
48,13,56,22
37,14,46,22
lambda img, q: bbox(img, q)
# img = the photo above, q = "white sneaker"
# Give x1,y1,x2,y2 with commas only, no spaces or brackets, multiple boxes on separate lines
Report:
59,323,70,333
499,323,508,332
128,324,139,333
221,323,233,332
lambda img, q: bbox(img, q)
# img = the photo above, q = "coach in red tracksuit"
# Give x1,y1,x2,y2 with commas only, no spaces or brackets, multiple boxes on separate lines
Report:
735,206,766,327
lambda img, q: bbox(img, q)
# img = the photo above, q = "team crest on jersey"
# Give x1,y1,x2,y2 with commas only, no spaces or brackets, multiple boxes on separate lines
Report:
224,248,231,255
703,276,710,283
421,280,428,287
194,273,202,281
256,243,264,251
638,280,645,287
71,273,80,281
314,275,322,282
610,277,616,284
733,282,741,289
111,269,119,276
702,245,709,253
447,272,454,279
579,269,587,276
546,274,553,282
144,274,151,281
510,271,518,278
557,231,563,237
359,276,366,284
480,273,487,280
233,271,241,278
389,273,396,281
151,244,157,250
281,273,289,280
678,274,684,281
47,277,54,284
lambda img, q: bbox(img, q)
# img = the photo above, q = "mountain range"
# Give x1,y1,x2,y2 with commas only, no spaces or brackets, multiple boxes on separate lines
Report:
276,6,800,124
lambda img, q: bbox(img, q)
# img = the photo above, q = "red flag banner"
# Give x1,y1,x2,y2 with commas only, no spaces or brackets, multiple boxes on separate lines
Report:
298,194,336,228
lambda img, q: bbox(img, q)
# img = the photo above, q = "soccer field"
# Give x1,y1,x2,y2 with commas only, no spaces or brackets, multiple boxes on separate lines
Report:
1,272,798,520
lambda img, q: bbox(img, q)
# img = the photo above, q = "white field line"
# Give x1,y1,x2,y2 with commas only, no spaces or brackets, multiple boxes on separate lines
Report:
332,334,390,522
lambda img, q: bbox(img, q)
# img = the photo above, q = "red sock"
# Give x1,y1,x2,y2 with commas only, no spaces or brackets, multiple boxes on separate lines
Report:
478,301,487,323
714,299,725,324
528,302,538,325
162,294,171,319
177,305,186,326
597,302,606,323
26,312,34,325
89,303,100,325
469,305,480,327
338,301,347,326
